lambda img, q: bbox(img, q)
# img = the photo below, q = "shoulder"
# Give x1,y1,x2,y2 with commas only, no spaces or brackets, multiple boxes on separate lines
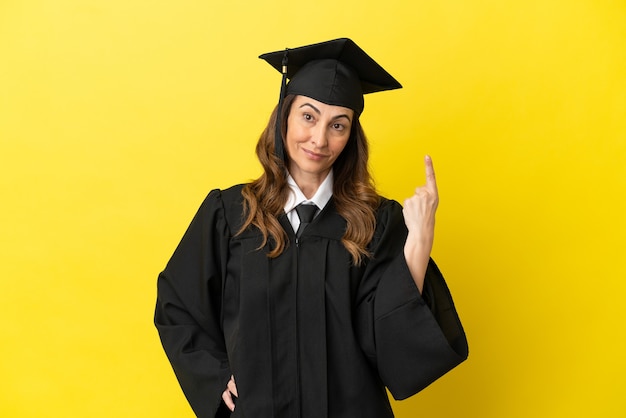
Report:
375,196,404,222
219,184,246,203
369,196,406,248
201,184,248,233
200,184,246,206
191,184,247,228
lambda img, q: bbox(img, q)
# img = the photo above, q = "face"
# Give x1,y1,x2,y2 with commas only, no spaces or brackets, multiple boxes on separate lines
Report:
285,95,354,181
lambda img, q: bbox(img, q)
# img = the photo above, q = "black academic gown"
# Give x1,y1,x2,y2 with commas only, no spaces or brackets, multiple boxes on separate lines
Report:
155,184,468,418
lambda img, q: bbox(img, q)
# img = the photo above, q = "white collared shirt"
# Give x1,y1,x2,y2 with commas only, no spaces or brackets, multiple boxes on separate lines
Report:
284,170,334,232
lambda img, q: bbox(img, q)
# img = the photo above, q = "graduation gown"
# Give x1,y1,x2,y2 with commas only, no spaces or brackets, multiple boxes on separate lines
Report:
155,184,468,418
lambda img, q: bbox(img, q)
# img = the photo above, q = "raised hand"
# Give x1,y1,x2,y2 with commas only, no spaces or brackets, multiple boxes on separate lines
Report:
402,155,439,292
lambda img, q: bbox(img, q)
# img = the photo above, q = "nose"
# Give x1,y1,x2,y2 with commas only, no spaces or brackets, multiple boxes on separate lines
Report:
310,125,328,149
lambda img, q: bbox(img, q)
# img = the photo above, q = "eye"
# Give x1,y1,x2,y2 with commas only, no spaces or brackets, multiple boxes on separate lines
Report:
303,113,314,122
332,123,345,131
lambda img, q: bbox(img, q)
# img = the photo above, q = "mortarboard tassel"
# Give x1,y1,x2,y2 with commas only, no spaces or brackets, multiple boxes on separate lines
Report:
274,49,289,163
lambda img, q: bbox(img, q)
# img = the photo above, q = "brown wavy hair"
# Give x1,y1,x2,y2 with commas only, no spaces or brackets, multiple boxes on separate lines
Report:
239,95,380,265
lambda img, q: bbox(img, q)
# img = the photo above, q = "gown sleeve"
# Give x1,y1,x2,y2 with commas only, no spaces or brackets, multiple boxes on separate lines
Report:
356,198,469,400
154,189,232,418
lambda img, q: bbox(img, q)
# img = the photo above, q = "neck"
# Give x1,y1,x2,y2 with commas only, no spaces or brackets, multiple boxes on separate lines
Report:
290,168,330,199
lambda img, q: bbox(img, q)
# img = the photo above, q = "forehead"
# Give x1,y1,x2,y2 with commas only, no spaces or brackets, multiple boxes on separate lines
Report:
291,95,354,118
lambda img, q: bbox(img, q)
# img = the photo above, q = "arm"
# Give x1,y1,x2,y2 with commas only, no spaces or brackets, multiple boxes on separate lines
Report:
355,158,468,400
154,190,232,418
402,155,438,294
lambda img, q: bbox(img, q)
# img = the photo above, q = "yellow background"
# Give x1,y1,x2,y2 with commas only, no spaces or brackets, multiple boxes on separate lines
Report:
1,0,625,416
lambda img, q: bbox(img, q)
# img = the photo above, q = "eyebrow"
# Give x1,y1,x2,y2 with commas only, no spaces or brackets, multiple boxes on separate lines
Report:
299,103,352,123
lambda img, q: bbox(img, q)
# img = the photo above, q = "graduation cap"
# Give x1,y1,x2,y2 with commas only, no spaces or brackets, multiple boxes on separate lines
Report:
259,38,402,161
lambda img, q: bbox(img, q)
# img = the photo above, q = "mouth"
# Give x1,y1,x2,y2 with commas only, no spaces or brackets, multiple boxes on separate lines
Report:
302,148,328,161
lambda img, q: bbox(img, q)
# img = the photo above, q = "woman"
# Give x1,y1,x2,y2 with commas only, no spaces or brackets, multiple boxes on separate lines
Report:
155,38,468,418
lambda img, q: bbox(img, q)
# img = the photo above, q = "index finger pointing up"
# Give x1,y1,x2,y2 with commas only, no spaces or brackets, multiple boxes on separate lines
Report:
425,155,438,191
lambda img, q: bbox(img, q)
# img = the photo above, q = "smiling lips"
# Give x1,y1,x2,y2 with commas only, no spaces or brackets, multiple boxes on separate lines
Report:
302,148,328,161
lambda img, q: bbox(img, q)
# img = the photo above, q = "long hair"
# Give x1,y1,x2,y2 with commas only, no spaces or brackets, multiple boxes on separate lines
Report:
239,95,380,265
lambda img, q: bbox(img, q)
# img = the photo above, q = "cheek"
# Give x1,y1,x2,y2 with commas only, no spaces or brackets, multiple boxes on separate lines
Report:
284,124,297,149
285,122,305,144
330,136,350,155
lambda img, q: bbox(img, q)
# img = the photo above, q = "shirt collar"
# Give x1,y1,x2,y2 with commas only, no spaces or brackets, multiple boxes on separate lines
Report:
284,170,334,213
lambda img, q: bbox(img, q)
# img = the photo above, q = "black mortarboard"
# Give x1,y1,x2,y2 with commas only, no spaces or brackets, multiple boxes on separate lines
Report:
259,38,402,161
